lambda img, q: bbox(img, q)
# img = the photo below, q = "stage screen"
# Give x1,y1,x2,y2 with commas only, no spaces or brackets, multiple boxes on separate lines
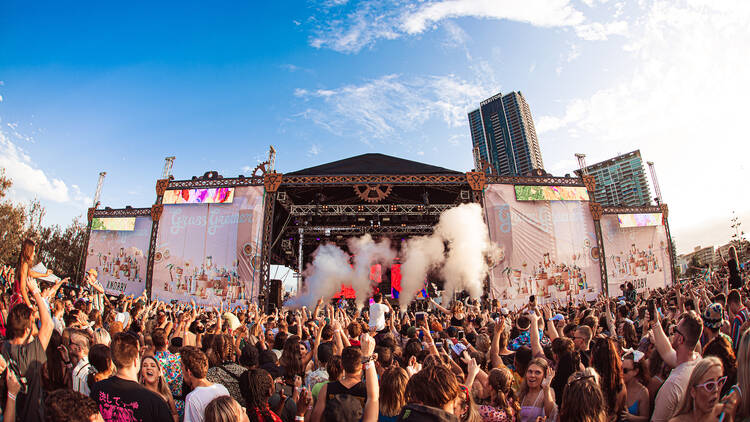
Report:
85,216,151,296
485,184,602,305
514,185,589,201
162,188,235,205
618,213,662,228
91,217,136,231
601,214,672,295
152,186,264,305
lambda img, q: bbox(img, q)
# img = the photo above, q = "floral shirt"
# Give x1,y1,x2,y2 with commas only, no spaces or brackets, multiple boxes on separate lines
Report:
508,330,549,351
154,350,184,416
479,404,515,422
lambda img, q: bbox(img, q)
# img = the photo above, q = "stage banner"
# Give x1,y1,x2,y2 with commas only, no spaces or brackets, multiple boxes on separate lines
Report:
601,214,672,296
85,216,151,296
152,186,265,306
484,184,602,305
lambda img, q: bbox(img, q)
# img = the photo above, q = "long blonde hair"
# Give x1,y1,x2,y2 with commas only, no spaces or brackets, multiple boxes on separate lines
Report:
672,357,723,417
139,356,173,406
15,238,35,281
736,329,750,419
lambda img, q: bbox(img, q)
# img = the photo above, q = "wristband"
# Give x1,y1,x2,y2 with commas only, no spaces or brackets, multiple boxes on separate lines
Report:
364,361,374,370
7,392,15,401
295,417,305,421
361,355,375,364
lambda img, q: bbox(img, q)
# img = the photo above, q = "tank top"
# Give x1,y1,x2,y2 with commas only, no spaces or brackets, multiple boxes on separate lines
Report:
326,379,367,407
520,390,547,422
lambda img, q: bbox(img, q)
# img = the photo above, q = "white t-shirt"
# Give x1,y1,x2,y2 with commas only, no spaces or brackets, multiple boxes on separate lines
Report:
184,383,229,422
72,356,91,396
651,357,700,422
369,302,389,331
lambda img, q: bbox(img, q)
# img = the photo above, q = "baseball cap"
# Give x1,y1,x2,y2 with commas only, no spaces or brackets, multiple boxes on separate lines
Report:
551,314,565,321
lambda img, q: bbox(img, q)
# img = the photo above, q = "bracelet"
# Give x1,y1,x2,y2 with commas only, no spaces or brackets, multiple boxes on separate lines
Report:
7,392,15,401
364,361,374,370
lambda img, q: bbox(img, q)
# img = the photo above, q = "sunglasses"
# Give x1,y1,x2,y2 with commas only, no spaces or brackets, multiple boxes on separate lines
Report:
695,376,727,393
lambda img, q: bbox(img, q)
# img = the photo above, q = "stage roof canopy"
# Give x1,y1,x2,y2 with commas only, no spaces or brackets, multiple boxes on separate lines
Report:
288,153,462,176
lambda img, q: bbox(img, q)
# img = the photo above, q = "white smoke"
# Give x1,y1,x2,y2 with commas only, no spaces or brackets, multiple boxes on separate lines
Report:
435,203,494,299
285,243,353,308
398,235,445,308
287,203,500,309
347,234,397,308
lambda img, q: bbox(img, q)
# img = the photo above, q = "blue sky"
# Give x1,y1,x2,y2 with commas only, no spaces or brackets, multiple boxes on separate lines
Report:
1,0,749,255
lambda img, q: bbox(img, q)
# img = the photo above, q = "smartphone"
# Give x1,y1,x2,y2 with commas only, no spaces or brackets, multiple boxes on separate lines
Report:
435,341,443,349
647,299,656,320
457,330,465,340
529,295,536,304
416,312,426,323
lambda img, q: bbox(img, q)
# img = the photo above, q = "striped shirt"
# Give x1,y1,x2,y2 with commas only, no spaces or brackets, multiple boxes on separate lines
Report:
731,307,749,350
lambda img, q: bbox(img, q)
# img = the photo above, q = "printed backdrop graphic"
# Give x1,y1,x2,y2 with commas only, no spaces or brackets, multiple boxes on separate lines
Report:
152,186,265,306
601,214,672,295
85,216,151,296
484,184,602,305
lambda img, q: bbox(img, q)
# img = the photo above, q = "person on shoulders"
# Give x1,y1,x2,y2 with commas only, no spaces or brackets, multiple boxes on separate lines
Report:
90,332,173,422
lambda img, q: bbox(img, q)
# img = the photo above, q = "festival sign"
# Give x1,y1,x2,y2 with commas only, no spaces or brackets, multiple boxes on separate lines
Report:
162,187,235,205
152,186,265,306
601,214,671,295
85,216,151,296
514,185,589,201
485,184,602,305
91,217,136,231
617,213,662,228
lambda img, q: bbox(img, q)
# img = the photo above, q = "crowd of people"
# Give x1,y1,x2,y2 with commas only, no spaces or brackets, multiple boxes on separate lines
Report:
0,239,748,422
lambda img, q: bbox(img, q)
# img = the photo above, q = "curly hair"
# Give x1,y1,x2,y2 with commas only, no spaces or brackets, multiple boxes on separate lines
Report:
44,389,101,422
240,368,275,422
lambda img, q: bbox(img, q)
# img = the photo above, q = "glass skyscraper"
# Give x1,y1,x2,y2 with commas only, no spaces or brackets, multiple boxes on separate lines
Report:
575,150,652,207
468,91,544,176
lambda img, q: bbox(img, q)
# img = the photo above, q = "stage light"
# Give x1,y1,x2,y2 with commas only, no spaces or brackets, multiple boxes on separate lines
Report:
357,217,366,222
382,217,390,222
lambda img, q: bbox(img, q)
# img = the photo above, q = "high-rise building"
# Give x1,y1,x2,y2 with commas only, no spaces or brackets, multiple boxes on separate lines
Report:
576,150,652,207
468,91,544,176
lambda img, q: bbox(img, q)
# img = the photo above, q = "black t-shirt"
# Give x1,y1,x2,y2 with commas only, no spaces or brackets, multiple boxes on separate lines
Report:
90,376,172,422
2,337,47,422
579,349,591,367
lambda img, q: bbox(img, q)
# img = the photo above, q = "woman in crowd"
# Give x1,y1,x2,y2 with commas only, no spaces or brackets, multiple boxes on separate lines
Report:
559,368,608,422
139,355,179,422
550,337,580,407
729,328,750,420
591,337,626,421
207,334,247,407
430,297,467,327
668,357,726,422
720,246,743,290
378,366,408,422
517,357,556,422
620,351,650,422
702,335,737,397
241,368,281,422
204,395,250,422
479,367,520,422
86,344,114,386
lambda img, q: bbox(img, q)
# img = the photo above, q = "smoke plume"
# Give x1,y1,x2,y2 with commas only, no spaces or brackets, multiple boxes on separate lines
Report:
285,243,352,308
347,234,396,308
398,235,445,308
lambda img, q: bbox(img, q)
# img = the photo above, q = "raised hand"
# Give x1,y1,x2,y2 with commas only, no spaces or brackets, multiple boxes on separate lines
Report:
360,332,376,357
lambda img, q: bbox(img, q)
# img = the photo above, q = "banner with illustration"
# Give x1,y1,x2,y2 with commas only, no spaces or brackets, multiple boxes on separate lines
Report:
85,216,151,296
484,184,602,305
600,214,672,296
152,186,265,306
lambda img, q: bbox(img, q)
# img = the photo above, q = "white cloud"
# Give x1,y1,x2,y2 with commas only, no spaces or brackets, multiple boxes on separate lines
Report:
537,0,750,249
308,144,321,156
0,129,90,208
294,73,493,140
529,63,537,73
309,0,626,53
442,21,469,48
548,158,578,175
